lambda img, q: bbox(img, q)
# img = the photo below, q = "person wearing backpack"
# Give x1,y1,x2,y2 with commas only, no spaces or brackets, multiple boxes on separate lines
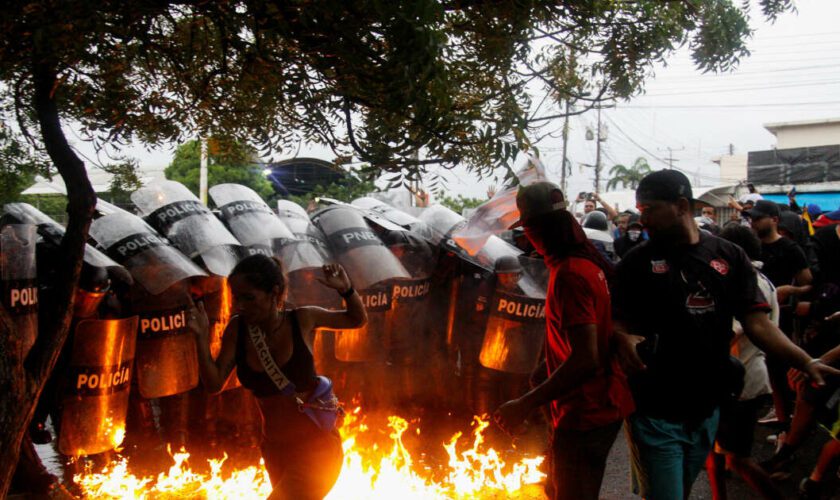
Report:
611,170,838,500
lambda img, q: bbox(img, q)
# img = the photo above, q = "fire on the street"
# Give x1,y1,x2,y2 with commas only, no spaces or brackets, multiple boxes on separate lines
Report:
74,408,546,499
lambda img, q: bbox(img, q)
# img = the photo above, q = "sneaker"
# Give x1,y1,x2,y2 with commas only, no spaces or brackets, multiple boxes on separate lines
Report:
758,407,779,424
798,477,820,499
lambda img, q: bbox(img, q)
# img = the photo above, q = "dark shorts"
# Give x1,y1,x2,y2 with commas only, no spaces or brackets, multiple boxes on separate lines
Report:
550,420,623,500
715,396,768,456
262,429,343,500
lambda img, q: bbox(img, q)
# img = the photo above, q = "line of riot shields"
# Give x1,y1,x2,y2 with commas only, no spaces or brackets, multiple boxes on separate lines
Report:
0,180,548,467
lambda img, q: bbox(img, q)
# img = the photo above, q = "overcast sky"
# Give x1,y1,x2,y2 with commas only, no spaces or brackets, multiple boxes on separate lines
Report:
69,0,840,202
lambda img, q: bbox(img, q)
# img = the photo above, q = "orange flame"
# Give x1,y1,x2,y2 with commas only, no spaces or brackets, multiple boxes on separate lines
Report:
75,409,546,499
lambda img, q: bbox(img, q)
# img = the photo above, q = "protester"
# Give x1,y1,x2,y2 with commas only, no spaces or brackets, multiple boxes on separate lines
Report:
192,256,367,499
611,170,837,500
702,205,717,223
760,222,840,480
577,192,618,221
796,334,840,499
581,210,618,263
749,200,813,430
614,214,645,258
706,223,782,500
495,181,634,500
614,211,632,239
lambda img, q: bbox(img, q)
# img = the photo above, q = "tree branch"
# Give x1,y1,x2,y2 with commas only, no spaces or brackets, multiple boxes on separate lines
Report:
27,59,96,386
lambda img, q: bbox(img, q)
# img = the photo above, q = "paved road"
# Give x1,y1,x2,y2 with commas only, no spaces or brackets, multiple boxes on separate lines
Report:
599,416,839,499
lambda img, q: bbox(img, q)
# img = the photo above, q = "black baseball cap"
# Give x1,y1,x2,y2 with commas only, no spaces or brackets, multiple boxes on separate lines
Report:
636,170,696,204
747,199,780,219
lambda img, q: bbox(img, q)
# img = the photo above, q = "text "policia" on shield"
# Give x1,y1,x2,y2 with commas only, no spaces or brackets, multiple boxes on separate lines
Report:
68,361,133,397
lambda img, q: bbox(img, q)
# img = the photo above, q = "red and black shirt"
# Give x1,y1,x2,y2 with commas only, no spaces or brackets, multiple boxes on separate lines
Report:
613,232,769,422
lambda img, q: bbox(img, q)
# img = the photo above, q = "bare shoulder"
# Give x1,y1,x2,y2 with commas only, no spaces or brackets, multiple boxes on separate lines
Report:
223,314,242,341
293,306,323,327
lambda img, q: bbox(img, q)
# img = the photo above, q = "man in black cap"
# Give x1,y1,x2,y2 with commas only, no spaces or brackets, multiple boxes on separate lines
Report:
611,170,837,500
749,199,813,431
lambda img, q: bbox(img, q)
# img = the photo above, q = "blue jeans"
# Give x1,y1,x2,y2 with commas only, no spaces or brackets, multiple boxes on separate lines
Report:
626,410,720,499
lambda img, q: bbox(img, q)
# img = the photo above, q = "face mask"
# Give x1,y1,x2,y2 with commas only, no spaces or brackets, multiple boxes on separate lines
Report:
628,229,641,242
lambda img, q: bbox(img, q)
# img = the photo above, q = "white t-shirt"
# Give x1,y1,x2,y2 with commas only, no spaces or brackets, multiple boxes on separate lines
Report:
731,263,778,401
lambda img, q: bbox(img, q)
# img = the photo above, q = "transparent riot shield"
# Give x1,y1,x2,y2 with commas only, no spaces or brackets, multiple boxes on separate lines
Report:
3,203,126,274
131,180,242,276
352,197,420,228
383,231,435,355
209,183,294,252
275,200,341,310
90,211,206,295
418,204,466,246
59,316,138,456
418,203,521,270
479,284,546,374
334,283,394,362
312,206,409,290
0,224,38,357
127,280,199,398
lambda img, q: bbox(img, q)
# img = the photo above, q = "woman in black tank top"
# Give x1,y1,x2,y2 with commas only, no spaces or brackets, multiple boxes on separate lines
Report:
192,255,367,500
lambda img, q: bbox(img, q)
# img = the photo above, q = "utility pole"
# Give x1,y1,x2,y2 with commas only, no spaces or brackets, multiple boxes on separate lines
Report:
199,137,208,204
560,98,571,195
658,146,684,170
585,105,609,192
595,106,602,192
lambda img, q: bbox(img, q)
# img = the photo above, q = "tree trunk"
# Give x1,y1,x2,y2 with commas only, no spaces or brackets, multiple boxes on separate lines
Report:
0,57,95,497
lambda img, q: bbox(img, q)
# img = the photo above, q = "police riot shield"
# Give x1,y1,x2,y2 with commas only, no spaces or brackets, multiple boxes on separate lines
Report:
276,201,341,306
0,224,38,357
126,280,199,398
333,283,394,361
418,204,466,246
352,197,420,228
59,316,138,456
3,203,127,275
352,197,438,243
131,180,242,276
312,206,409,290
90,211,206,295
383,231,435,355
418,203,522,272
479,258,547,374
209,183,294,255
276,200,335,271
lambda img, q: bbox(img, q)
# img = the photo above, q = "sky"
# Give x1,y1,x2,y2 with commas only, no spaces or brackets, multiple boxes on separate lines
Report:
68,0,840,203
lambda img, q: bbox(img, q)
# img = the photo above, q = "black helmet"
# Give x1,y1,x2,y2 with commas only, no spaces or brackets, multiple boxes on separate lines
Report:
494,255,522,274
582,210,609,231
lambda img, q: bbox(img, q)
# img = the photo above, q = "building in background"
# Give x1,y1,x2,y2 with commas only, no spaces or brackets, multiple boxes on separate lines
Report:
263,157,346,197
747,118,840,211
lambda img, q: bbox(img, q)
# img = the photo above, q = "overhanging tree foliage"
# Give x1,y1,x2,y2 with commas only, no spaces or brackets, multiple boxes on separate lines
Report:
0,0,795,494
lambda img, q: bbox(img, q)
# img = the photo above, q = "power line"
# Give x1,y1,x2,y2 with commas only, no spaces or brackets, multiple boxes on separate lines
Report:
647,63,840,80
604,114,744,184
616,100,840,109
642,78,840,97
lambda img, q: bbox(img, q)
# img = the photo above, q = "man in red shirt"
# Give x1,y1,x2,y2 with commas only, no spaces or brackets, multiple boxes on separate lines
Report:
495,181,634,500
